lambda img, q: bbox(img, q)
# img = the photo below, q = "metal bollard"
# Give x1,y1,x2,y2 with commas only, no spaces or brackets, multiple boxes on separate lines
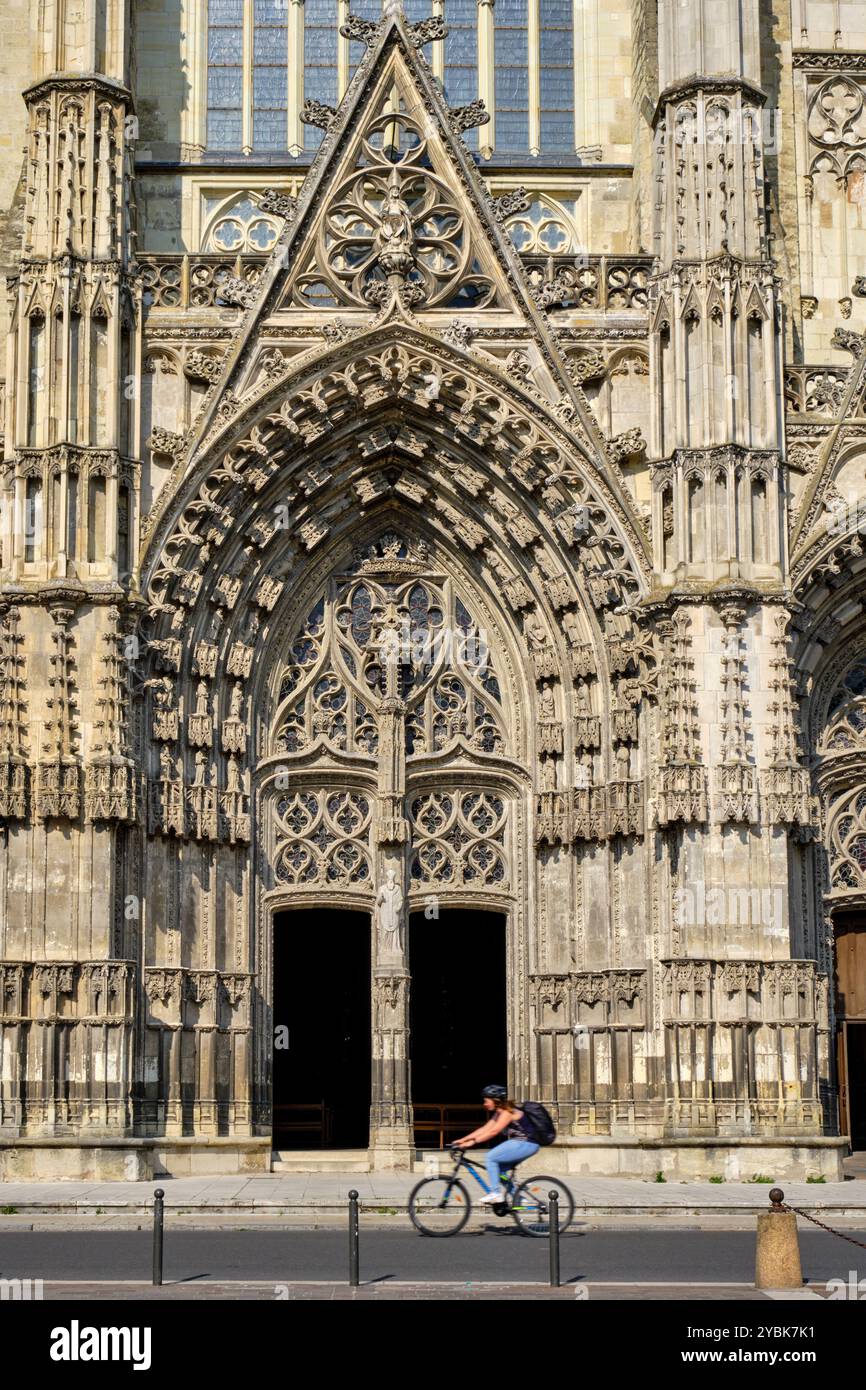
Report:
548,1191,560,1288
152,1188,165,1287
348,1189,360,1287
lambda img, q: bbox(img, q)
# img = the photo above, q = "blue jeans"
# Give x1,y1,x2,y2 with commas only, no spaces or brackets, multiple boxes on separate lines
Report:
486,1139,539,1191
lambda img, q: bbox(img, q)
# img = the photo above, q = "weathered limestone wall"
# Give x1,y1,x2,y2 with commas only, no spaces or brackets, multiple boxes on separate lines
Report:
0,2,862,1179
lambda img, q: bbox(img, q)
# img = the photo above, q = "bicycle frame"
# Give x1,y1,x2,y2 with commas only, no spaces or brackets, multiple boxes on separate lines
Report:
446,1149,517,1196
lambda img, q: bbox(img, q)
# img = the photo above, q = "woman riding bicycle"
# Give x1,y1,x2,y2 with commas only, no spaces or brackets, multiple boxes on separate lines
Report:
453,1084,539,1204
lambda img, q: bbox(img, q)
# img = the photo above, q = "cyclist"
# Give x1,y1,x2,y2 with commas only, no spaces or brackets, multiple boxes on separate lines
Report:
452,1084,539,1204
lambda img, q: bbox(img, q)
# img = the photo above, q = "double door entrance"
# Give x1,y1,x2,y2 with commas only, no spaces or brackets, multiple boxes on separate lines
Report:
272,907,507,1149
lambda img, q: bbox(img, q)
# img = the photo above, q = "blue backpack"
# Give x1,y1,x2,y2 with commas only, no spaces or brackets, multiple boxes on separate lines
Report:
519,1100,556,1145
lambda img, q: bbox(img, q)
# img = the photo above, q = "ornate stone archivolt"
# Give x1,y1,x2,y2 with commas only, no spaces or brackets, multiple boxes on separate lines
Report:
810,647,866,901
136,318,651,878
141,326,648,600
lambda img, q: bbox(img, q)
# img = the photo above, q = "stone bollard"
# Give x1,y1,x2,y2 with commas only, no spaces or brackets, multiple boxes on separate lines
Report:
755,1188,803,1290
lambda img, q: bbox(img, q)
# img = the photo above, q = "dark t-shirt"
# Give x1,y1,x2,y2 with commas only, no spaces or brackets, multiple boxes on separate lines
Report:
503,1109,534,1142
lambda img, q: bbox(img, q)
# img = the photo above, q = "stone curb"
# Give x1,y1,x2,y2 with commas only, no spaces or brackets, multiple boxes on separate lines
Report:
4,1201,866,1217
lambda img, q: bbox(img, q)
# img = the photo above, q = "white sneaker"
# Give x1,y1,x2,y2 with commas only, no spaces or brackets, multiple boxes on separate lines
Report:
480,1190,504,1205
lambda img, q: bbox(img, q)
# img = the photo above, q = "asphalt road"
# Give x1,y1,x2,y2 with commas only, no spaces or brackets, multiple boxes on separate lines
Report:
1,1228,864,1285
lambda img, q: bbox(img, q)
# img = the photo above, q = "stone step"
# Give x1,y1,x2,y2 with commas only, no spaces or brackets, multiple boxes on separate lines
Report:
412,1149,456,1174
271,1150,371,1173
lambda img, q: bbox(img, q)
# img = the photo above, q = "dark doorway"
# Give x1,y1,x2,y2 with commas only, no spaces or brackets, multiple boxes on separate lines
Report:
409,909,507,1148
846,1024,866,1151
833,913,866,1149
273,909,371,1149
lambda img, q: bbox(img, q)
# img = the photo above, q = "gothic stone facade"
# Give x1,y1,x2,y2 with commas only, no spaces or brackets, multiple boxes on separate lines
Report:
1,1,865,1178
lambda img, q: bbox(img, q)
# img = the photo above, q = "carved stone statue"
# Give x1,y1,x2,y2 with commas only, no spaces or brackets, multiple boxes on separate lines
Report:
374,168,415,277
375,868,405,951
539,681,556,721
541,756,557,791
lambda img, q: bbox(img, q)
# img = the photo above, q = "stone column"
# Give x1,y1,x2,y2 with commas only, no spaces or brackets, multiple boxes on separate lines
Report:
369,762,412,1162
368,606,413,1167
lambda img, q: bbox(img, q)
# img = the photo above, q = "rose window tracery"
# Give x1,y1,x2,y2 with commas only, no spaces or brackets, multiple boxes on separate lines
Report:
291,104,498,310
272,536,507,759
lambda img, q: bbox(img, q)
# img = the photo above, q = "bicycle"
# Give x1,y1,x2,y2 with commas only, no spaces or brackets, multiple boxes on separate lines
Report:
408,1146,575,1237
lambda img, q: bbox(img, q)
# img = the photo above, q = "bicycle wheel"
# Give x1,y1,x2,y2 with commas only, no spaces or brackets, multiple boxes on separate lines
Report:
408,1175,472,1236
511,1175,574,1237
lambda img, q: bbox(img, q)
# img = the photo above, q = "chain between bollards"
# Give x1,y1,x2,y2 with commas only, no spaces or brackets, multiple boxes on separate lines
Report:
548,1190,560,1287
152,1188,165,1287
771,1186,866,1251
348,1189,360,1287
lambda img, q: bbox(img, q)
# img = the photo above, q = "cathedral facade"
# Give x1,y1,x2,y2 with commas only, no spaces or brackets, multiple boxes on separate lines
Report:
0,0,865,1179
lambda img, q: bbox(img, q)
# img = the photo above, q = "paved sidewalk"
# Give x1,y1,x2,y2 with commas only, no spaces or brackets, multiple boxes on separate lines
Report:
34,1279,816,1301
0,1173,864,1217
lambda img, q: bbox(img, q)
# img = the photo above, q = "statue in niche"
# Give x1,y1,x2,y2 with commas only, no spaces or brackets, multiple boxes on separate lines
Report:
375,868,405,952
226,755,242,794
538,681,556,721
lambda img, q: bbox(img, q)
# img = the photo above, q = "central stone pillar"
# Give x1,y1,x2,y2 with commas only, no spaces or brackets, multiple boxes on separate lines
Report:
368,605,413,1168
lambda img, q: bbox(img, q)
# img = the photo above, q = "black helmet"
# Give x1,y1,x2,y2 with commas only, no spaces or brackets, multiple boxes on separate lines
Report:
482,1084,507,1101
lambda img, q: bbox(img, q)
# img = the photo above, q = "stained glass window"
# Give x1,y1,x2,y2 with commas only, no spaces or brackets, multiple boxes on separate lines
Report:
539,0,573,152
207,0,244,150
495,0,529,153
254,0,288,151
348,0,381,71
444,0,478,150
205,0,576,158
304,0,339,151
